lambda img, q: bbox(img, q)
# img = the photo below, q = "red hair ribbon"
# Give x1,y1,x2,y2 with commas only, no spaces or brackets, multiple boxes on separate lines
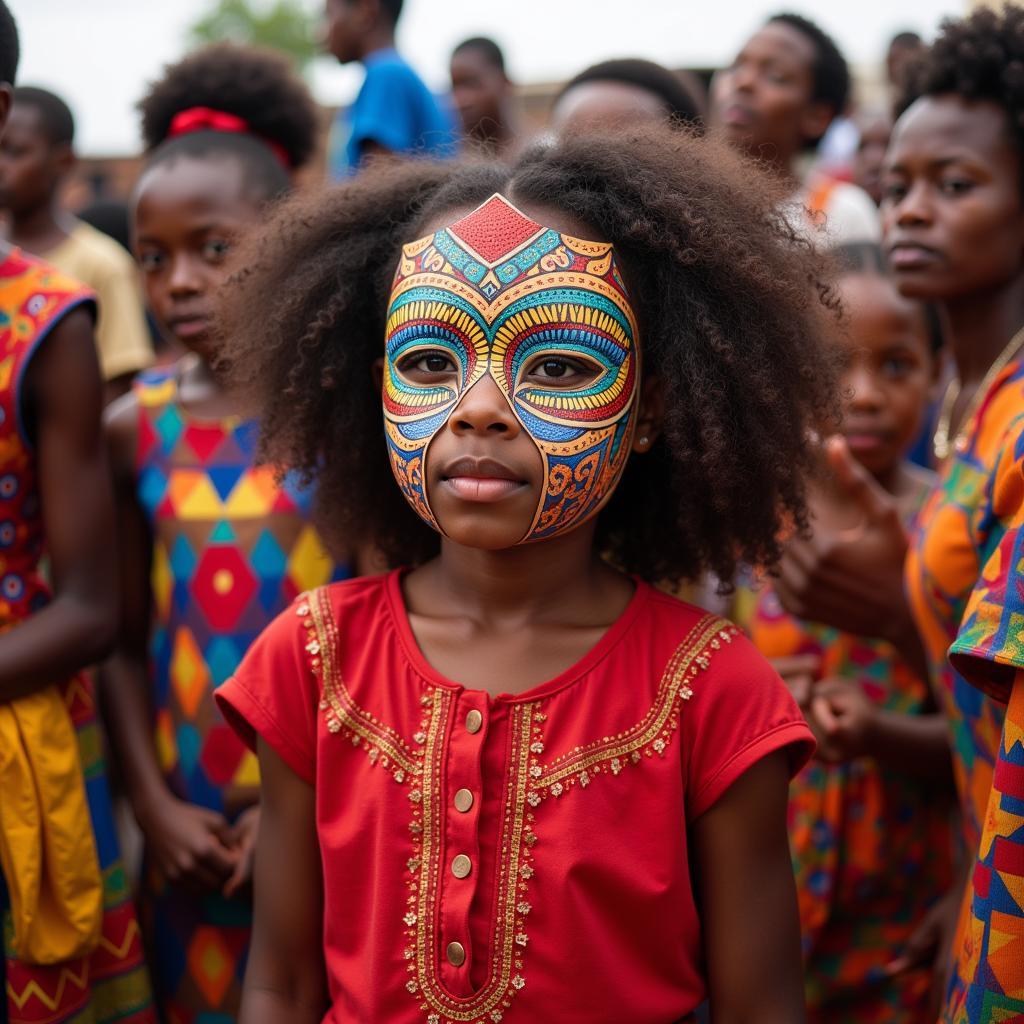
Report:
167,106,291,169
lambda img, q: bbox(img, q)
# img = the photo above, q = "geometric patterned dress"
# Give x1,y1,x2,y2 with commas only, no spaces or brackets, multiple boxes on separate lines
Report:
0,248,155,1023
133,366,346,1021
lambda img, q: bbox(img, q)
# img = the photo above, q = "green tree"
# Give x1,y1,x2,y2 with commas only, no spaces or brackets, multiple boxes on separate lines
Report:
189,0,319,70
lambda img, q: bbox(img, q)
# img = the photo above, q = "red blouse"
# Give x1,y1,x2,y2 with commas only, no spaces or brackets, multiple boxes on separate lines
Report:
216,572,813,1024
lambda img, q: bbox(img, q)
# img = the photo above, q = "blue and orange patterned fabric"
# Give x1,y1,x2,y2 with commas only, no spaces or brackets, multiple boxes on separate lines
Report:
904,358,1024,1022
0,248,154,1023
134,363,346,1018
943,398,1024,1022
737,562,953,1022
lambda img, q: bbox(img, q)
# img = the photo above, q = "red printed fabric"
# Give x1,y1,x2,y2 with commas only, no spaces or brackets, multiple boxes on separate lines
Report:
217,571,813,1024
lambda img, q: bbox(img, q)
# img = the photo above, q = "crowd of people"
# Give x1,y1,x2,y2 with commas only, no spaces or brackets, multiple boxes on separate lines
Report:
0,0,1021,1022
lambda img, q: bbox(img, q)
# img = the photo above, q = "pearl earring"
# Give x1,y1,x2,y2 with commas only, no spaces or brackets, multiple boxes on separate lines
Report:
638,436,649,448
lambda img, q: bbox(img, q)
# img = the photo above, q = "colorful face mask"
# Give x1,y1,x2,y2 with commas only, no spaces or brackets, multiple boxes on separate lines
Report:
383,193,639,543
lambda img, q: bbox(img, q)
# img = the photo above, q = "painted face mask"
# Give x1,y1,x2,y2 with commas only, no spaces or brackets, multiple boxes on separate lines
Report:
383,193,639,543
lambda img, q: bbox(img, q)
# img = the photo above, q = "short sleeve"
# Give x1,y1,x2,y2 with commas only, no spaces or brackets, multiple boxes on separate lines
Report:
215,597,320,785
350,63,417,156
950,418,1024,703
90,250,153,381
681,627,814,822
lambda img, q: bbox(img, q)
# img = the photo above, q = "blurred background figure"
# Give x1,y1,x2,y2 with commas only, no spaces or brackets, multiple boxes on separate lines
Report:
0,86,152,403
886,30,925,95
449,35,521,158
324,0,454,175
709,12,878,245
551,57,704,135
853,108,893,207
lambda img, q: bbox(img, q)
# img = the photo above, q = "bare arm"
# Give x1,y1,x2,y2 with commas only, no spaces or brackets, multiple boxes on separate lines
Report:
0,309,116,701
691,750,806,1024
239,738,327,1023
98,392,237,889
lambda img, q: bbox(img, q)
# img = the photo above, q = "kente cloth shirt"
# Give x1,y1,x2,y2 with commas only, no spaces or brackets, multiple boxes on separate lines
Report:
941,364,1024,1023
216,571,813,1024
904,359,1024,1022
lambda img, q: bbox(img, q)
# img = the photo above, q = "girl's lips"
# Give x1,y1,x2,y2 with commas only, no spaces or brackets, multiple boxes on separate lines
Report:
843,431,889,453
442,477,526,502
170,317,211,340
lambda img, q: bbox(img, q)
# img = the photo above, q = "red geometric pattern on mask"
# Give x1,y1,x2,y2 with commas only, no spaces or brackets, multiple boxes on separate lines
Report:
449,194,544,265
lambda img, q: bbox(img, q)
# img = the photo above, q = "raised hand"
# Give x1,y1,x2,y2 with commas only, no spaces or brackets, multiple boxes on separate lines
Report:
774,437,921,658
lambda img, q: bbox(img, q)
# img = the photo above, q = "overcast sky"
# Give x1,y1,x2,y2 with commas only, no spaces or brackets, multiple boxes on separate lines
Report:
16,0,964,156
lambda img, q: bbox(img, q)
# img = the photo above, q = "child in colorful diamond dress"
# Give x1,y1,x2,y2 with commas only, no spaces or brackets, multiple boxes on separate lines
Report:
99,45,346,1021
734,243,955,1022
214,128,834,1023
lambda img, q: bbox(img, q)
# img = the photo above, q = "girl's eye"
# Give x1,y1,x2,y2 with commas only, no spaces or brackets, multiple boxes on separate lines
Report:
882,181,908,202
397,350,458,376
940,178,974,196
525,355,598,384
882,356,913,377
202,239,231,262
137,251,164,273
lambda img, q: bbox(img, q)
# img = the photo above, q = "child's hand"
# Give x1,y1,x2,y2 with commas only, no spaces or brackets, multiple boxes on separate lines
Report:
808,677,877,762
137,793,238,892
223,805,260,899
769,654,821,709
885,883,961,1017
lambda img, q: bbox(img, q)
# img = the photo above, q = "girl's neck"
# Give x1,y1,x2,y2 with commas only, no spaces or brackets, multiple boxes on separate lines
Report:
426,526,620,628
945,274,1024,385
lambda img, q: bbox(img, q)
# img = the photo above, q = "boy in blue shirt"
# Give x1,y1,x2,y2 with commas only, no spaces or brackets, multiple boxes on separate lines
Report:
325,0,455,175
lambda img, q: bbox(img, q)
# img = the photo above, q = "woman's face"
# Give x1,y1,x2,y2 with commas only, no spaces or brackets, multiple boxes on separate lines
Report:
882,95,1024,301
382,194,644,551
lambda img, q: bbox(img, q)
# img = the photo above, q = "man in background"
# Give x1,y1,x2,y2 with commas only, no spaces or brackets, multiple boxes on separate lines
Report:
449,36,521,158
0,86,152,403
325,0,454,176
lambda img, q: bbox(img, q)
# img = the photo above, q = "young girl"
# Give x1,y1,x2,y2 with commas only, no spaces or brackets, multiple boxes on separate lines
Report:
100,45,344,1020
0,7,154,1021
737,243,953,1022
772,7,1024,1019
214,125,836,1022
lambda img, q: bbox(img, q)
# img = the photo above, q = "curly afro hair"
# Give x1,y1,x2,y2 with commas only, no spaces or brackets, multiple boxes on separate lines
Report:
218,125,837,585
900,4,1024,164
138,42,318,198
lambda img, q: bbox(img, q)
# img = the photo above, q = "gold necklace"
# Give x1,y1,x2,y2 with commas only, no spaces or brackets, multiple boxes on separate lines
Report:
932,325,1024,461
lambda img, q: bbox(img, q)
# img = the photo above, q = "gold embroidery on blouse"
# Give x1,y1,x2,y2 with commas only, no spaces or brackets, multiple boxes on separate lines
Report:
301,589,736,1024
530,616,735,800
303,590,420,777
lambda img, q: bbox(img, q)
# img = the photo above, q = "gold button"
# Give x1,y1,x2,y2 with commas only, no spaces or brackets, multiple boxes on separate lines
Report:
451,854,472,879
465,709,483,734
446,941,466,967
454,788,474,813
